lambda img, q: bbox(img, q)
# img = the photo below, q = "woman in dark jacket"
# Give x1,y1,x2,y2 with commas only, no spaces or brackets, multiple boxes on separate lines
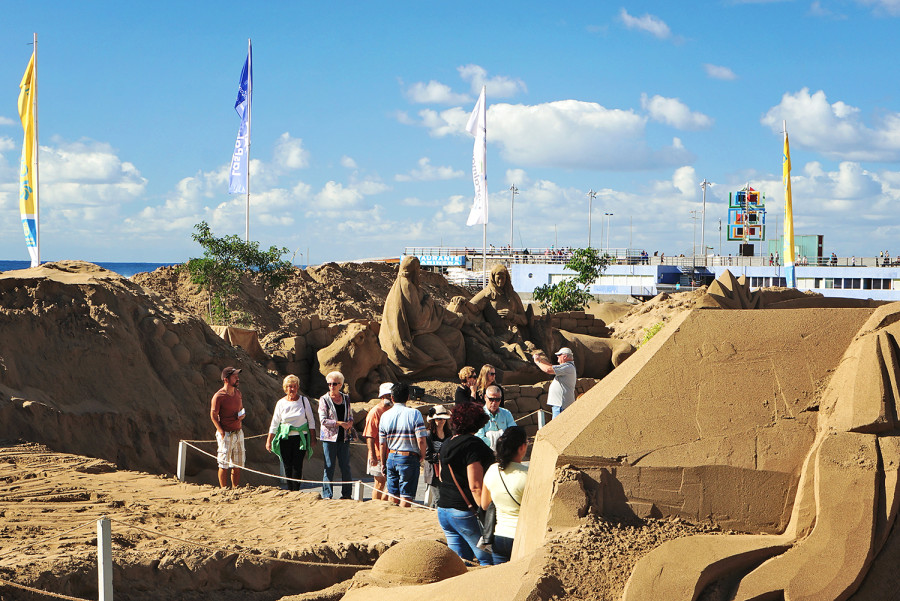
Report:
437,402,494,565
424,405,451,507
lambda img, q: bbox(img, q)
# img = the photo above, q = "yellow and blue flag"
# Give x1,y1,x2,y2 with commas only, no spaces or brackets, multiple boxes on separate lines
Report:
783,122,795,287
18,52,38,267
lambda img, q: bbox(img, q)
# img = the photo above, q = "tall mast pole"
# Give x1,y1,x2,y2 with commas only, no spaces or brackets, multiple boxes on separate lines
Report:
509,184,518,250
33,32,41,264
700,179,710,266
587,189,596,248
245,38,252,242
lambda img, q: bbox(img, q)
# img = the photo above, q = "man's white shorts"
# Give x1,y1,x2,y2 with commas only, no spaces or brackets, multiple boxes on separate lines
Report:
216,430,245,469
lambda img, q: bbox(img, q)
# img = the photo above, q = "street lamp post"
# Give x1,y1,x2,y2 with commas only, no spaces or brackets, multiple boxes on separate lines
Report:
587,189,597,248
509,184,518,251
700,179,713,266
690,210,700,271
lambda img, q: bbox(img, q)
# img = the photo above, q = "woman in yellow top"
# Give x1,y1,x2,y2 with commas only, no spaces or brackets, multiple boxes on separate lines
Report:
480,426,528,564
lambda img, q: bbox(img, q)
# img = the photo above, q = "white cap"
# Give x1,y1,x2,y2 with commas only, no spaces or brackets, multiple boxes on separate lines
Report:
378,382,394,398
555,347,574,356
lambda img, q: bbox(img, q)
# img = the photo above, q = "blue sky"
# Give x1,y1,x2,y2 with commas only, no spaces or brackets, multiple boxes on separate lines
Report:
2,0,900,263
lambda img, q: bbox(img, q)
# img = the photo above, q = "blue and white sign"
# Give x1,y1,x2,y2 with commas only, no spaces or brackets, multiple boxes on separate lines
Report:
414,255,466,267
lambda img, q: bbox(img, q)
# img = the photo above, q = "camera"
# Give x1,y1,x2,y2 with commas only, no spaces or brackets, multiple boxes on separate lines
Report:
409,385,425,400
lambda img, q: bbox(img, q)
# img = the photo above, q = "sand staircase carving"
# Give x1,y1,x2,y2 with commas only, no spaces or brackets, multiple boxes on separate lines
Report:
622,303,900,601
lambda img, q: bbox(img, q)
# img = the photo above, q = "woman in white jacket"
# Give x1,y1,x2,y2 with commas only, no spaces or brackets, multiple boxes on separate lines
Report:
265,375,317,491
318,371,354,499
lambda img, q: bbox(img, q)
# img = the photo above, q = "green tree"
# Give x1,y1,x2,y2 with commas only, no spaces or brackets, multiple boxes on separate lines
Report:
532,247,610,313
186,221,293,325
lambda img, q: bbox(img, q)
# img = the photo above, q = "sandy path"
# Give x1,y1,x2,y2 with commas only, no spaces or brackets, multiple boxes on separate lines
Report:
0,441,443,600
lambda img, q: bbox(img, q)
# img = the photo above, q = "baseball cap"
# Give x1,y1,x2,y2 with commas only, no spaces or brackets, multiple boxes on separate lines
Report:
222,366,242,379
378,382,394,398
554,347,574,356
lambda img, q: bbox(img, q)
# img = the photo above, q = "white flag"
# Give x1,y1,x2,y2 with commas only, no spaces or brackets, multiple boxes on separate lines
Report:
466,86,487,226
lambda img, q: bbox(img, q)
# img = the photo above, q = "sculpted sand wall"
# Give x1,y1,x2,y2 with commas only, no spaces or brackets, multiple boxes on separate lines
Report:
514,307,875,557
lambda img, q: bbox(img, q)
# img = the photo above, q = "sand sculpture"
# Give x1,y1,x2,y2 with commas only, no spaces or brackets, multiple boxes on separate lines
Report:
378,256,466,379
316,319,390,402
0,261,283,473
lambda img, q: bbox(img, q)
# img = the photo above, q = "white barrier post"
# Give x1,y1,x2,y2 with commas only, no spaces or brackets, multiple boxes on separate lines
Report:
176,440,187,482
537,410,546,430
352,480,364,501
97,517,112,601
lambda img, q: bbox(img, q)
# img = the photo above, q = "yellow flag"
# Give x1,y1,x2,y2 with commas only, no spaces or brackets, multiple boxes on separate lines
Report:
783,123,796,286
18,52,39,266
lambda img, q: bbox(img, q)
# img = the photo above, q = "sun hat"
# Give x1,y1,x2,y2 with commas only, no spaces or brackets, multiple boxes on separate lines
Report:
429,405,451,421
555,347,574,356
378,382,394,398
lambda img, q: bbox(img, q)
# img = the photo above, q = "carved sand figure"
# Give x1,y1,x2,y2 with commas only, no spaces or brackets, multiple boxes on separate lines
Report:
622,301,900,601
468,264,529,333
378,256,465,379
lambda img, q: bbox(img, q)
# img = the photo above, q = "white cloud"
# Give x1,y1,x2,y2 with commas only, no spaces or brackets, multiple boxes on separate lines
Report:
315,181,364,209
442,195,468,215
273,133,310,170
703,64,737,80
857,0,900,16
340,156,357,169
505,169,531,188
0,137,15,152
419,107,469,138
395,157,464,182
619,8,672,39
488,100,694,170
762,88,900,161
0,116,14,127
414,98,694,169
458,64,527,99
641,94,714,130
405,80,470,104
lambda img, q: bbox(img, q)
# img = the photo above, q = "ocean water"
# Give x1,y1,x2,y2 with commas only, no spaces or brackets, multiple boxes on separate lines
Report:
0,260,178,278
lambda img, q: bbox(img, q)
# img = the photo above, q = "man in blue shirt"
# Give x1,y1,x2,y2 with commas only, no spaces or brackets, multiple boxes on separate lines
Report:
476,385,516,451
378,382,428,507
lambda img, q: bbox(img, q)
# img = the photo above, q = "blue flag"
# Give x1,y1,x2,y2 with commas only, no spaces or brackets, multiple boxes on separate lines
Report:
228,43,252,194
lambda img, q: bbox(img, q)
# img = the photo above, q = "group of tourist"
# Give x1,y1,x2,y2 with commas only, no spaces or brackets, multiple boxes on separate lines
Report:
207,350,578,565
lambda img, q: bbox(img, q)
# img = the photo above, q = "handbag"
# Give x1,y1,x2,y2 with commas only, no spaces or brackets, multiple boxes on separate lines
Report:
447,458,495,553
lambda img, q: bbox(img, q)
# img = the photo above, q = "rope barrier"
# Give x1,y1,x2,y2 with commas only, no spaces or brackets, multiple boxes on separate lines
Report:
0,519,96,560
181,442,437,511
106,517,374,569
0,577,92,601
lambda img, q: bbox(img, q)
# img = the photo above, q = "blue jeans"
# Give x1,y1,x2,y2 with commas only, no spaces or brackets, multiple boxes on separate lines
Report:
437,507,493,566
386,453,420,501
551,405,562,419
492,535,514,564
321,440,352,499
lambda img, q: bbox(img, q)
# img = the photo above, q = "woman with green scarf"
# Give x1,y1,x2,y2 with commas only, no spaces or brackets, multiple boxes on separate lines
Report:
266,375,317,491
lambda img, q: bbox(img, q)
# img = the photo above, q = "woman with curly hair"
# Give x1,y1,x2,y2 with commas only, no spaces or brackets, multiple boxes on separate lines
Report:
475,364,504,407
455,366,478,405
437,401,495,565
481,426,528,563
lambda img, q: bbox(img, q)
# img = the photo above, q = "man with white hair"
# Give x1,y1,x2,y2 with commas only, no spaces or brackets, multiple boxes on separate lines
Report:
533,347,577,419
364,382,394,501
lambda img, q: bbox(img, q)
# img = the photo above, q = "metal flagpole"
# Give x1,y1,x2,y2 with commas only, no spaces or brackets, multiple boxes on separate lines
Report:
245,38,252,242
33,32,41,264
700,179,710,267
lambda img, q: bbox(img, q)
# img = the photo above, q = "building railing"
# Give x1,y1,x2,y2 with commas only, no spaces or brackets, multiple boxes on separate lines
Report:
404,247,896,270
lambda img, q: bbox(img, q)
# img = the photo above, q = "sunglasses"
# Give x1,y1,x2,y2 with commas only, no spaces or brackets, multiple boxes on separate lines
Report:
487,397,502,402
327,382,341,387
488,372,496,376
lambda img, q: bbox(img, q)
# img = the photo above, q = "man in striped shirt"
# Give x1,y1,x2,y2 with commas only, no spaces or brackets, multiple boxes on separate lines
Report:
379,382,428,507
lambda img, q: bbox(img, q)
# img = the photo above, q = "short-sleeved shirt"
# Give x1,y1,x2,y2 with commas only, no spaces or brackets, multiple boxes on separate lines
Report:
476,407,516,447
546,361,576,409
378,403,426,454
483,462,528,538
364,403,390,440
438,434,495,510
212,389,243,431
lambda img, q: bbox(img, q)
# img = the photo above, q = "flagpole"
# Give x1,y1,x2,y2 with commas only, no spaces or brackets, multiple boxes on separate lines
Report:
33,32,40,264
482,91,487,287
245,38,252,242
